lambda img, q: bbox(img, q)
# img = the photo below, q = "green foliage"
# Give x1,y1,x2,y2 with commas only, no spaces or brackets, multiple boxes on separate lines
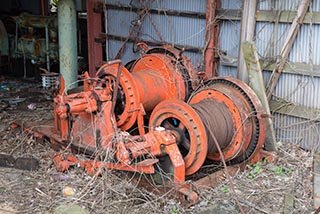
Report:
221,185,230,193
274,166,282,175
247,162,263,179
284,167,293,174
262,157,269,164
274,166,293,175
171,207,179,214
51,0,60,7
248,172,255,179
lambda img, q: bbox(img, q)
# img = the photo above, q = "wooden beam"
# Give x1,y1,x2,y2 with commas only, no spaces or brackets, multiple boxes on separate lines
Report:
242,41,276,151
314,153,320,209
216,9,320,24
216,9,241,21
269,99,320,121
261,61,320,77
238,0,257,83
265,0,312,100
219,55,320,77
256,10,320,24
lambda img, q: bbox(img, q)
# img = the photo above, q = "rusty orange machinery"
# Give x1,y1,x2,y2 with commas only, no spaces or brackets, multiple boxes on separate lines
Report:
15,45,269,202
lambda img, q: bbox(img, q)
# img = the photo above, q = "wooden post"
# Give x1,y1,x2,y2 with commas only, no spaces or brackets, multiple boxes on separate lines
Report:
265,0,312,100
314,152,320,209
242,41,276,151
237,0,257,83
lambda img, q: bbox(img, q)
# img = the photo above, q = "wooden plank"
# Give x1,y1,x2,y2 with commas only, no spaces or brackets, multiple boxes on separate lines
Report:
216,9,241,21
261,61,320,77
265,0,312,100
219,55,320,77
216,9,320,24
242,41,276,151
257,10,320,24
269,99,320,121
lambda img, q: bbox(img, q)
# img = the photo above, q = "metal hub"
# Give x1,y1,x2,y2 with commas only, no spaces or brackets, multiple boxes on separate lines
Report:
96,63,140,130
149,99,208,175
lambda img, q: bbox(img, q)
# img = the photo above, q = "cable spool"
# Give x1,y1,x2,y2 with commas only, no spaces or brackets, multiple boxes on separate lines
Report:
95,48,196,131
199,77,267,165
149,77,267,175
191,99,234,154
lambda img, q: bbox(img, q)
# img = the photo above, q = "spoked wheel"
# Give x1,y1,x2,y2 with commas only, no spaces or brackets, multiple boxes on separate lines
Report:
149,99,208,175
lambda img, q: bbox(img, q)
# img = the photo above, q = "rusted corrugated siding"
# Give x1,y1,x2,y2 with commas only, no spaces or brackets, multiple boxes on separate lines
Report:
105,0,206,66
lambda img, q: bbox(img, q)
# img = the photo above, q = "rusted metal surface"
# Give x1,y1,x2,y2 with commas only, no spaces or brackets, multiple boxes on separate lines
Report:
40,0,48,16
0,20,9,56
189,87,245,161
249,150,278,164
13,46,269,204
86,0,103,76
5,13,58,71
149,99,208,175
17,13,54,28
104,0,206,67
204,0,219,78
205,77,267,164
149,76,267,174
96,44,197,132
194,166,240,189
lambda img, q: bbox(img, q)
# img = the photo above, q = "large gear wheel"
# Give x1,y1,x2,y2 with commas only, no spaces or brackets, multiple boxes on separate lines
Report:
149,77,267,176
202,77,267,164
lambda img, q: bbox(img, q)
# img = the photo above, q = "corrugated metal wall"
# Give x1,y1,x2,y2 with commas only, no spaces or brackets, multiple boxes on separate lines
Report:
219,0,320,149
104,0,319,150
104,0,206,66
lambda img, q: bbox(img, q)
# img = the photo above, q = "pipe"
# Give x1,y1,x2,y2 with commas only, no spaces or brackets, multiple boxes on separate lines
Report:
204,0,219,78
104,0,109,61
40,0,46,16
86,0,103,77
45,25,50,72
58,0,78,90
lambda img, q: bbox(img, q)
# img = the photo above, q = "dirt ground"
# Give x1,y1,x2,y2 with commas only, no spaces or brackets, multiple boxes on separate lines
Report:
0,77,317,214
